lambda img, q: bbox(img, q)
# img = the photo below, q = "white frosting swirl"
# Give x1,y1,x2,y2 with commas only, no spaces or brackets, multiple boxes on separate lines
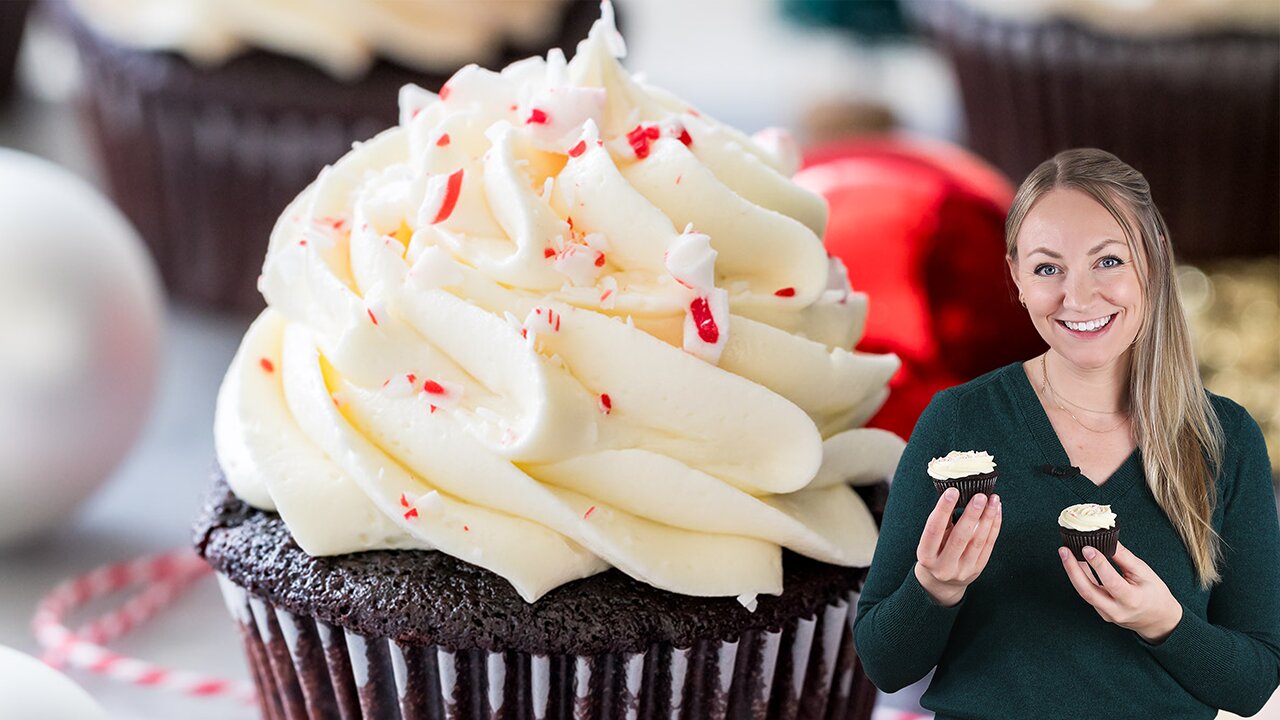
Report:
959,0,1280,35
68,0,570,80
1058,503,1117,532
927,450,996,480
214,5,904,602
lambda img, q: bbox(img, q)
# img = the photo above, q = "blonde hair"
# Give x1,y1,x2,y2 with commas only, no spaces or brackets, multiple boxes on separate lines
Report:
1006,148,1224,588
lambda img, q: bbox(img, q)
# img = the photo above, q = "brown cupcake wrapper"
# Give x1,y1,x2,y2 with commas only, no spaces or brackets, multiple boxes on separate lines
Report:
215,574,876,720
931,472,997,507
66,25,403,313
908,0,1279,260
0,0,32,102
1059,526,1120,561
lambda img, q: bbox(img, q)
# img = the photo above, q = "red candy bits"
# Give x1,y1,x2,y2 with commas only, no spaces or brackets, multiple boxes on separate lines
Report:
689,297,719,344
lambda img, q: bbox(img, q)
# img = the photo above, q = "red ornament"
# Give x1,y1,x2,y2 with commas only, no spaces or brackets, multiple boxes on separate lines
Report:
796,136,1043,438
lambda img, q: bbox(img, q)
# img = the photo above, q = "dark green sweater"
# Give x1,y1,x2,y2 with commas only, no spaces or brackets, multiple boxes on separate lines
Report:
854,363,1280,719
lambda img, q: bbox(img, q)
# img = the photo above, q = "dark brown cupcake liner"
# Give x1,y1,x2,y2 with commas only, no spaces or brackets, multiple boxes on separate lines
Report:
908,0,1280,260
931,471,997,507
0,0,32,103
216,574,877,720
1059,525,1120,562
59,1,598,313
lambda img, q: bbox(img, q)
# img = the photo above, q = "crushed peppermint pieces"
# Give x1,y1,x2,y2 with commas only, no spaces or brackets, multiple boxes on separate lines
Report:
526,108,549,125
528,307,562,333
626,124,661,159
583,505,597,520
439,84,451,101
690,297,720,343
399,493,411,508
382,373,418,398
427,169,464,224
367,308,380,326
259,358,274,373
568,140,587,157
403,507,419,520
677,128,693,146
420,378,462,411
436,133,451,147
598,394,612,415
775,287,796,297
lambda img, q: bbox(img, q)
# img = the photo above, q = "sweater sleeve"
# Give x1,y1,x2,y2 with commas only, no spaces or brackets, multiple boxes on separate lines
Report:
854,389,965,693
1142,403,1280,716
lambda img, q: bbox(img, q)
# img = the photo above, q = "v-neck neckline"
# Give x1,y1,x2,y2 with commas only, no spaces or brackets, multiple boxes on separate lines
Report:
1005,362,1142,504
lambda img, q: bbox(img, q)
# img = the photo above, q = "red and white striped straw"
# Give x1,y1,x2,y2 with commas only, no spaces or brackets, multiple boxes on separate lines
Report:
32,548,255,704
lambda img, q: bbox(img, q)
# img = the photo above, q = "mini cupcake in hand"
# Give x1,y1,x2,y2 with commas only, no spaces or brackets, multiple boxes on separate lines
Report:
928,450,997,505
1059,503,1119,560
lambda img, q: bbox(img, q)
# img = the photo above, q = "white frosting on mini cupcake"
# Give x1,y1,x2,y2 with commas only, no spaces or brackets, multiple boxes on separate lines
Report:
927,451,996,481
1058,503,1117,532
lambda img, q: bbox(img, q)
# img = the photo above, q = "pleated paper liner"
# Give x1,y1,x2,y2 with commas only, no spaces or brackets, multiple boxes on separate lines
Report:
1059,526,1120,562
0,0,32,103
216,575,877,720
931,472,997,507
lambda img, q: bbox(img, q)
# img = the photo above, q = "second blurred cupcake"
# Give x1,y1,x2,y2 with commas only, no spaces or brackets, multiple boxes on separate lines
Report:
60,0,596,313
909,0,1280,262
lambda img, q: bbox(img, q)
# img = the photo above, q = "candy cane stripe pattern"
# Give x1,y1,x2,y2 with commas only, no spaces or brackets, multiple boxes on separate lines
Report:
32,548,255,704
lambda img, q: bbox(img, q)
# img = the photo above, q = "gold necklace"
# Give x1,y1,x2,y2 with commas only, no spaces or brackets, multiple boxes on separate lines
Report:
1049,382,1123,414
1040,355,1129,434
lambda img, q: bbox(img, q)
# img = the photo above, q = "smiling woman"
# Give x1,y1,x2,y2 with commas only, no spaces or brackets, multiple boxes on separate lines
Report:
854,148,1280,720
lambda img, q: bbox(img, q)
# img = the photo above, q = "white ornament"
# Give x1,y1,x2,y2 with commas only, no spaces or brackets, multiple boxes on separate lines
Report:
0,645,109,719
0,150,162,546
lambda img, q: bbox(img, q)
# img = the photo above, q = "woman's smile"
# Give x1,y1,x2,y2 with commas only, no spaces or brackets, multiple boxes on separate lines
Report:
1056,312,1118,337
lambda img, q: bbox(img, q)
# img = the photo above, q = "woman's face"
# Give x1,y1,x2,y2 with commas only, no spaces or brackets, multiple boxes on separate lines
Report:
1008,188,1145,372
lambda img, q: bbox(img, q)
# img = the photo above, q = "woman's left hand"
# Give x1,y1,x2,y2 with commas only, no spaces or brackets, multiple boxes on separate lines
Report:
1058,541,1184,644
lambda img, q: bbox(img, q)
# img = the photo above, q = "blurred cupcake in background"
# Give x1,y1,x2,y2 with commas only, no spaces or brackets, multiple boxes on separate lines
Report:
0,1,33,103
59,0,597,313
909,0,1280,262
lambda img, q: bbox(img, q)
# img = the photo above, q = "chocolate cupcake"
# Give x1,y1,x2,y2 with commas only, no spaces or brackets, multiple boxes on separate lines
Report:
198,475,888,720
928,450,997,506
908,0,1280,260
199,4,904,718
1058,503,1119,560
58,0,596,312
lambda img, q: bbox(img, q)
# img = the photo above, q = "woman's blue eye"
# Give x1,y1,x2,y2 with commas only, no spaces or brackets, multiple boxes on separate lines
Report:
1098,256,1124,269
1034,264,1060,276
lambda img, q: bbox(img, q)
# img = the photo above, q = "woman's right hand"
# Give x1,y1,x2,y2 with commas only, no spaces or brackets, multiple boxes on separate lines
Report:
914,487,1002,606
